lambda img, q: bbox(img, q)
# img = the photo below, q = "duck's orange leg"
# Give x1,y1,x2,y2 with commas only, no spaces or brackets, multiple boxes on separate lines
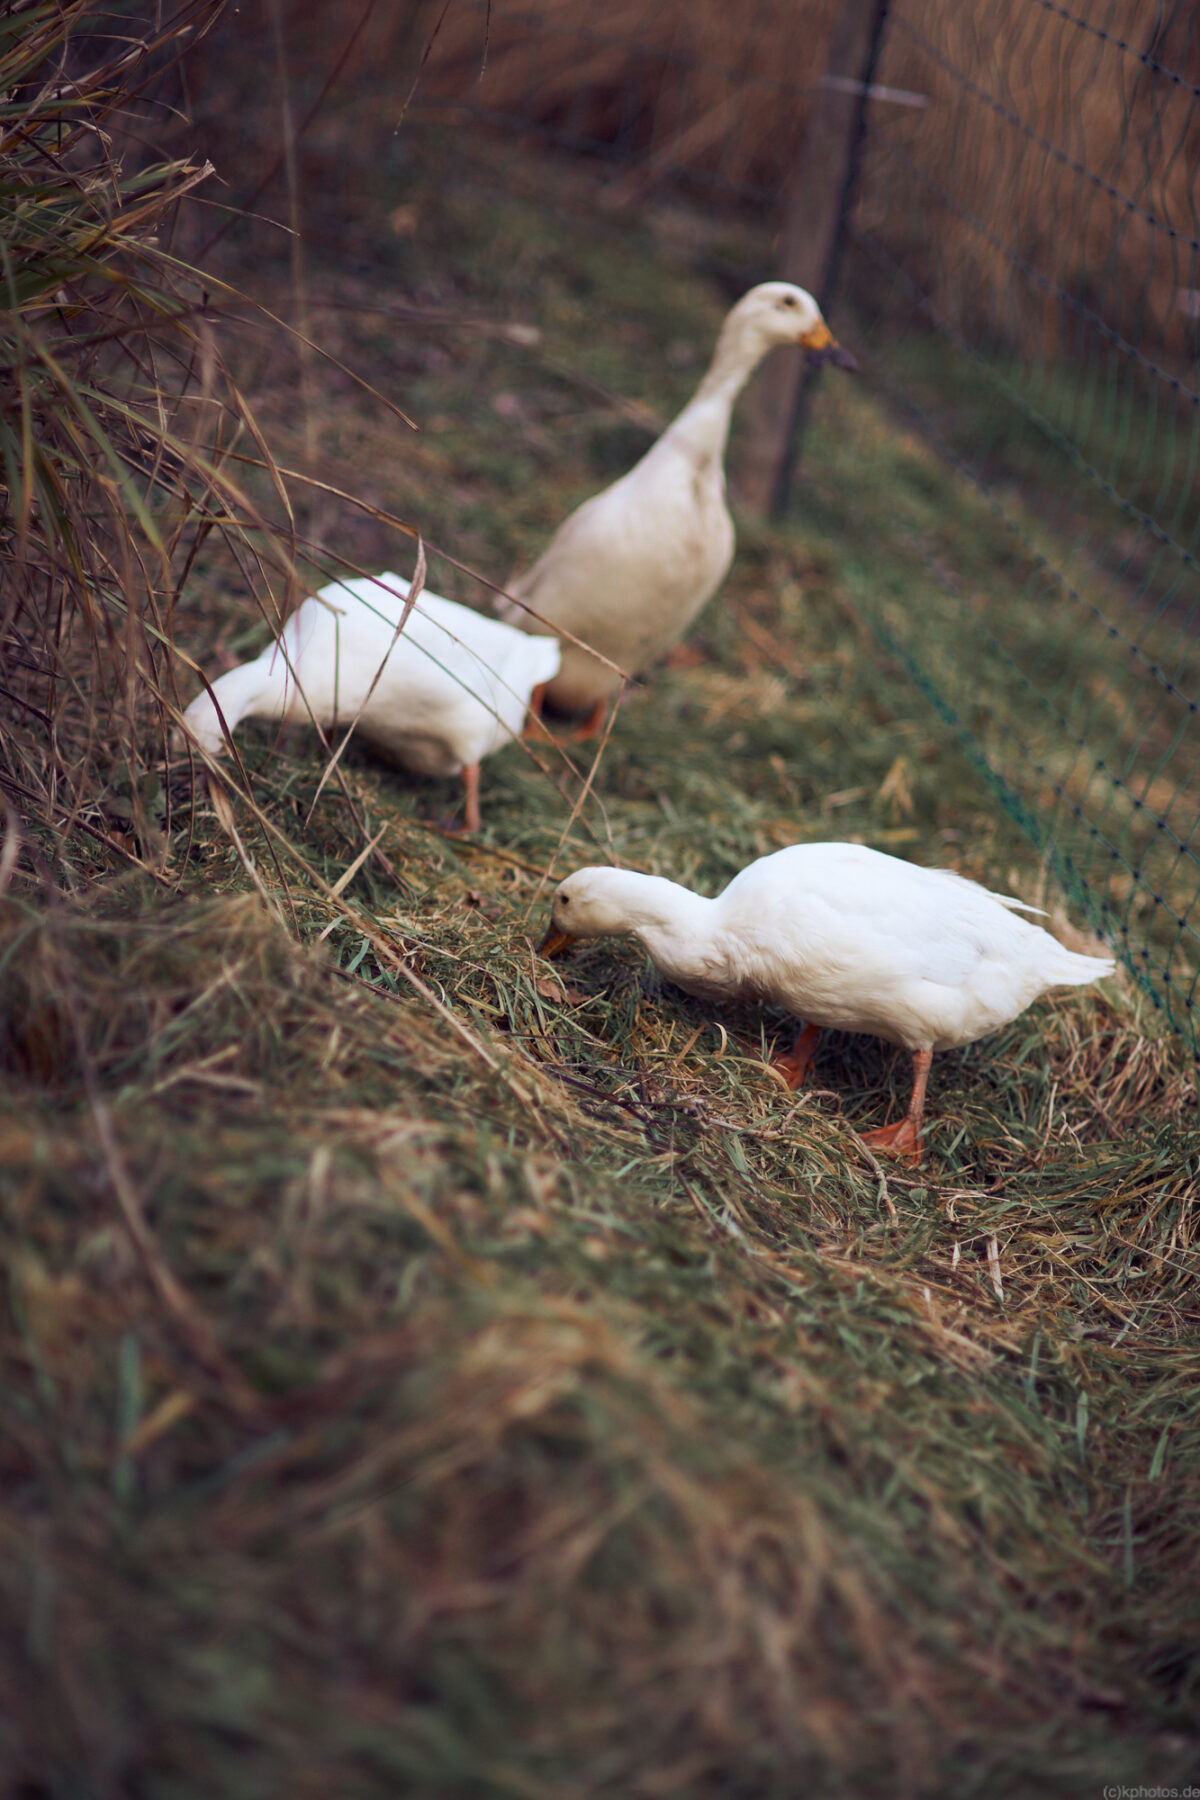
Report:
770,1021,822,1090
858,1048,933,1164
461,762,482,834
564,697,609,742
523,692,609,743
522,683,548,740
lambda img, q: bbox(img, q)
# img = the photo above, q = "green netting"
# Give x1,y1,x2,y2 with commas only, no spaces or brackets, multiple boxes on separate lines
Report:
841,0,1200,1051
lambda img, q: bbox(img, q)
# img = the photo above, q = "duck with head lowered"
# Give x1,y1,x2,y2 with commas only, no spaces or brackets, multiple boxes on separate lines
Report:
540,842,1114,1162
180,572,561,832
501,282,855,735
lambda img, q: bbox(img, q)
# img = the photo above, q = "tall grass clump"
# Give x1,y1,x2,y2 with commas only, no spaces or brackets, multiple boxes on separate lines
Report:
0,0,287,872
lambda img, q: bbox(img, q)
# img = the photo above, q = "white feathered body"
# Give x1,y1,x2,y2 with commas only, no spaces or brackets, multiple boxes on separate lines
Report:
551,843,1114,1053
182,575,561,775
502,282,850,714
506,420,734,712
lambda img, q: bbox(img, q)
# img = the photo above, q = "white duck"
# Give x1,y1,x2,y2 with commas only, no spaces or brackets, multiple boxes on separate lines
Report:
502,281,855,735
181,573,561,831
540,842,1114,1160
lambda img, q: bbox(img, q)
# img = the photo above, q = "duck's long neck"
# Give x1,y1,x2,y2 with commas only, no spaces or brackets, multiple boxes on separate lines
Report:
625,879,722,983
208,649,293,732
658,322,766,471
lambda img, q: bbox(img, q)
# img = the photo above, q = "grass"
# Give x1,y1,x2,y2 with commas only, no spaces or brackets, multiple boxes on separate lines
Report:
0,0,303,887
3,121,1200,1799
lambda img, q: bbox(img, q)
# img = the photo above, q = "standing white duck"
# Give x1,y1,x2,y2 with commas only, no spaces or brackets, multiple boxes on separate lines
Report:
502,282,855,734
540,842,1114,1160
180,574,561,831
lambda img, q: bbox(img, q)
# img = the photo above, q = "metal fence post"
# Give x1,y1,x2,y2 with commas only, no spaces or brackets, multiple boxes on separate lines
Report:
734,0,890,517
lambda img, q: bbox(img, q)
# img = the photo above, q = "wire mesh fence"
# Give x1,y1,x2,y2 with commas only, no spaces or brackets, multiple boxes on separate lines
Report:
844,0,1200,1051
389,0,1200,1052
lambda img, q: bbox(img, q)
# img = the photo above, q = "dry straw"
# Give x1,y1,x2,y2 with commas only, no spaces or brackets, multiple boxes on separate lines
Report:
0,0,323,880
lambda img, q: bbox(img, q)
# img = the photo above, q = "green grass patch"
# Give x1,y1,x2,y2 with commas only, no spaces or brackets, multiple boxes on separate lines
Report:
3,129,1199,1798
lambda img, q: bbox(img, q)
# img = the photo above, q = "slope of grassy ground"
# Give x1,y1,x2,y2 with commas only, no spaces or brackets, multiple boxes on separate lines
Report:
3,132,1199,1798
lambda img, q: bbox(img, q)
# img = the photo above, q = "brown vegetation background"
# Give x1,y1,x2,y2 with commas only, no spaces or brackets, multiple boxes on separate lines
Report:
190,0,1200,363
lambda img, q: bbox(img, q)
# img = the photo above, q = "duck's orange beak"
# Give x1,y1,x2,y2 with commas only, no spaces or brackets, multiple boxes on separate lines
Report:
539,926,576,959
800,319,857,369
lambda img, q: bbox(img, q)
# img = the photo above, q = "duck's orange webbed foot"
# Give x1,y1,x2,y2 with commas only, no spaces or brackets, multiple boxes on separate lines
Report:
856,1047,933,1165
857,1117,923,1164
523,693,609,743
770,1022,821,1091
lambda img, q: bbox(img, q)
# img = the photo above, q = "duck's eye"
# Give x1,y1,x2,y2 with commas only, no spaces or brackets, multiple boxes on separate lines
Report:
560,895,570,907
781,295,798,308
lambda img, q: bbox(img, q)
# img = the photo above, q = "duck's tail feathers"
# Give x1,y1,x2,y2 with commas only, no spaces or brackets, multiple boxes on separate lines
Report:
1047,948,1116,987
528,635,564,684
494,569,541,629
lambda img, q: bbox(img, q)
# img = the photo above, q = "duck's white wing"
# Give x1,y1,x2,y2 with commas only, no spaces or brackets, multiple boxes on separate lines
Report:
505,475,645,631
503,443,734,711
717,844,1091,1051
931,867,1046,916
330,579,559,763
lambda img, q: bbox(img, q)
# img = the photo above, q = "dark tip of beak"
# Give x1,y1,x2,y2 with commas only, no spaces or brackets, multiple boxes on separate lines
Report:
539,926,576,959
808,342,858,372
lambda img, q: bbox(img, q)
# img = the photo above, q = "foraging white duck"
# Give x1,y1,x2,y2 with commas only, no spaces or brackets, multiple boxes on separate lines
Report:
540,842,1114,1160
181,573,561,831
502,282,855,734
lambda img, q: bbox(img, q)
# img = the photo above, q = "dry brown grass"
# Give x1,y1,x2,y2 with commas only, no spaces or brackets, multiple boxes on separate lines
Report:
858,0,1200,363
183,0,1200,373
234,0,1200,365
0,0,303,880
